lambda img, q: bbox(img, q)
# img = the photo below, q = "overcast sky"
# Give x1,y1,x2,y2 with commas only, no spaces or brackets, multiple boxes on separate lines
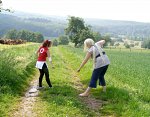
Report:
2,0,150,23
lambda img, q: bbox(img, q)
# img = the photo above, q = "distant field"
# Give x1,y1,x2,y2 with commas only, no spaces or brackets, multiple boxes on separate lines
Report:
106,46,150,53
0,42,38,51
104,48,150,116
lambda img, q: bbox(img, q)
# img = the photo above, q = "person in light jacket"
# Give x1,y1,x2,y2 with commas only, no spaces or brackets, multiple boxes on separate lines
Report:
77,38,110,96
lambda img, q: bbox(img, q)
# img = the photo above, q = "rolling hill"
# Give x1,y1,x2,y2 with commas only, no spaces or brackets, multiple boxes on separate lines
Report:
1,11,150,40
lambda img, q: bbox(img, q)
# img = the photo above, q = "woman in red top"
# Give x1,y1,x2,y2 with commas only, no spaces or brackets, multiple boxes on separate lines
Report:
35,40,53,89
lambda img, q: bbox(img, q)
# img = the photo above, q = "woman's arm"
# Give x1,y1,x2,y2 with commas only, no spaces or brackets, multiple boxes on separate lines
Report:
97,40,105,47
47,50,52,62
77,52,92,72
47,50,54,68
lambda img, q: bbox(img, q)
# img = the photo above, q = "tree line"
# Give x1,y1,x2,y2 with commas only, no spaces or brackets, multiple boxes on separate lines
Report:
142,39,150,49
1,14,150,48
0,14,65,38
3,29,44,42
65,16,111,47
52,16,111,47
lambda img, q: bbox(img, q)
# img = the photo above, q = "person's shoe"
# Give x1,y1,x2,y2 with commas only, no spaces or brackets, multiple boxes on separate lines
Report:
79,92,89,97
49,86,53,89
37,86,44,90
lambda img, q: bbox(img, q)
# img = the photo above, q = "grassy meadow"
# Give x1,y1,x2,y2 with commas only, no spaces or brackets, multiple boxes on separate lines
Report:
0,44,150,117
0,43,39,117
34,46,150,117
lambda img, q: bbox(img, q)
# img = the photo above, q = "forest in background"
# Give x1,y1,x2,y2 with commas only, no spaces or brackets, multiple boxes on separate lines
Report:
1,12,150,40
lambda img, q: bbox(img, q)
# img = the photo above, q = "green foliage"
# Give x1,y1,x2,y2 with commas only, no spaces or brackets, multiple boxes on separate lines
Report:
33,32,44,42
110,39,115,46
4,29,18,39
130,43,134,47
4,29,44,42
0,14,65,37
125,44,130,48
124,41,130,48
52,39,58,46
101,34,111,46
0,43,39,116
86,19,150,40
58,35,69,45
79,28,94,44
114,42,120,46
65,16,84,46
93,32,102,42
135,42,139,46
141,39,150,49
1,13,150,41
65,16,94,47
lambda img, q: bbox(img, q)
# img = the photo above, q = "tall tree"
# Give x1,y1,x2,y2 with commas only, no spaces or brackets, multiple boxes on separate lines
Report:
65,16,85,47
141,39,150,49
4,29,44,42
79,27,94,44
18,30,28,40
58,35,69,45
92,31,102,42
101,34,111,46
34,32,44,42
5,29,18,39
66,16,105,47
52,39,58,46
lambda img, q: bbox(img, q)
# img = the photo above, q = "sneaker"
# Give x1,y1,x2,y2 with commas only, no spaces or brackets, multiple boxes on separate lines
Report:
37,86,44,90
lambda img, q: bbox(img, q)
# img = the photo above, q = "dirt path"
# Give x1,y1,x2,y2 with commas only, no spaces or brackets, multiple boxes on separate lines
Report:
57,47,104,116
73,73,103,108
12,72,39,117
68,66,103,117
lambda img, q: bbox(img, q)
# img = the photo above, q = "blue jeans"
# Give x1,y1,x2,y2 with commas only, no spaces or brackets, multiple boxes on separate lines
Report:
89,65,109,88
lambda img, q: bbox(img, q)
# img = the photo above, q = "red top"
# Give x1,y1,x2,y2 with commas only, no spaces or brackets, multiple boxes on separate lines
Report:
37,46,48,61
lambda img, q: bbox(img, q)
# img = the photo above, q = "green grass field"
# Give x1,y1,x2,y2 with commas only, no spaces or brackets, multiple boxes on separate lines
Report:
0,44,150,117
101,48,150,117
0,43,39,116
34,46,150,117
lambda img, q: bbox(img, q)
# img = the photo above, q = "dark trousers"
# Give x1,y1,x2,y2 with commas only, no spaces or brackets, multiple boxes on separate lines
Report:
89,65,109,88
39,63,52,87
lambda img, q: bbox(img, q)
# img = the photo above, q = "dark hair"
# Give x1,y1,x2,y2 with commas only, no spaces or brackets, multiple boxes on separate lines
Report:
42,40,52,47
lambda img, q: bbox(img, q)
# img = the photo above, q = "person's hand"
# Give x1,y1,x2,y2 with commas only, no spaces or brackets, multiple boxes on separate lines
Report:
77,68,80,72
50,62,54,69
